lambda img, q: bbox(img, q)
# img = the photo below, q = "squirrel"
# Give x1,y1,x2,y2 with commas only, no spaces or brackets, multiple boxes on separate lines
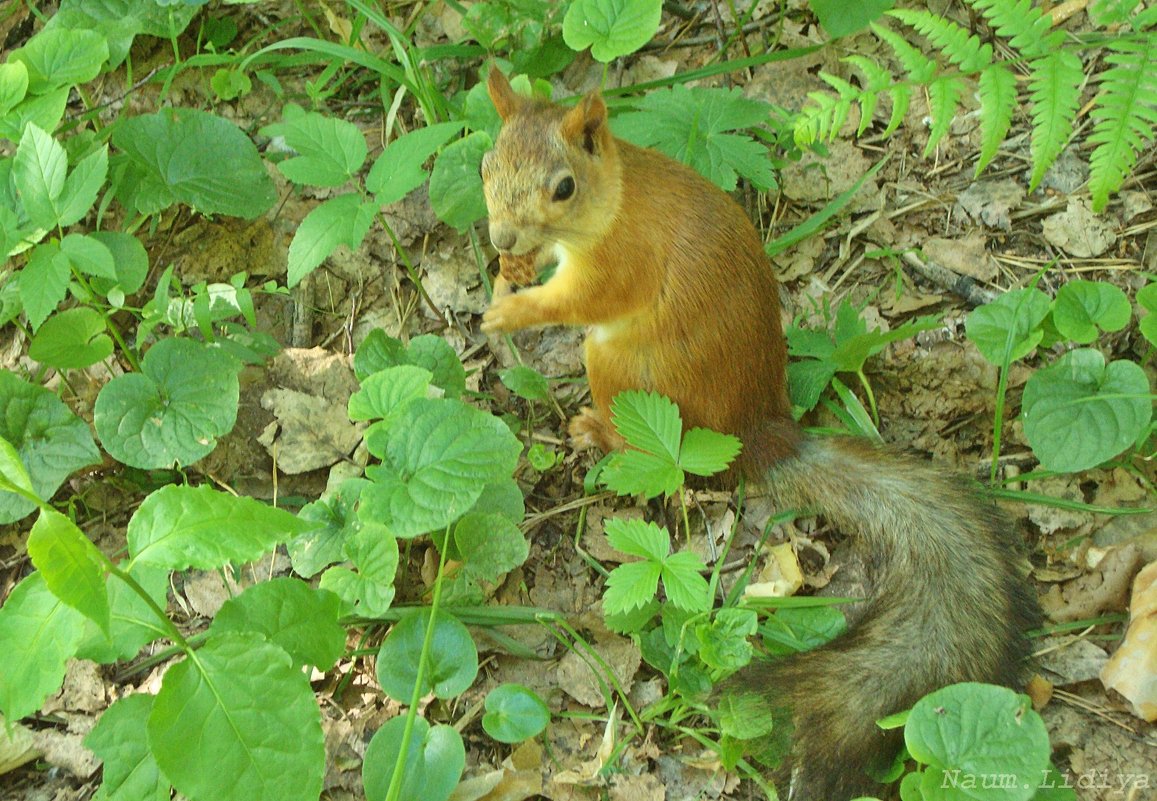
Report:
479,68,1040,801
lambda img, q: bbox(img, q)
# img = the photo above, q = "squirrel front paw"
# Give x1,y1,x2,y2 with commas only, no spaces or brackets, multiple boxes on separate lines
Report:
482,291,540,333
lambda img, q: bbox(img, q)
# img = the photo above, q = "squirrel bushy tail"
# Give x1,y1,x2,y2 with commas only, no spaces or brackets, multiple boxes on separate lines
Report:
737,435,1040,801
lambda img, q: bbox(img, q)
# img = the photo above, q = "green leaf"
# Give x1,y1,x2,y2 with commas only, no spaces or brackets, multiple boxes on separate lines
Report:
86,694,170,801
211,579,346,671
1138,282,1157,347
605,517,668,561
0,62,29,116
964,288,1052,365
976,64,1017,175
289,479,368,579
9,28,109,93
366,120,464,206
661,550,711,612
362,717,464,801
57,145,108,226
148,633,324,801
76,561,169,664
613,85,775,191
127,484,317,570
810,0,894,36
1021,348,1152,473
18,241,71,331
31,307,114,371
0,572,86,721
27,508,110,634
601,449,683,497
0,435,35,499
318,522,399,617
361,397,521,538
286,192,376,287
694,607,757,671
562,0,662,62
452,511,529,584
262,108,368,188
94,338,240,469
786,359,839,413
89,230,149,295
499,364,550,402
1087,35,1157,211
429,130,490,230
482,684,550,743
905,683,1049,801
13,123,67,229
112,108,276,218
679,427,741,477
44,0,198,67
604,560,662,614
376,610,479,701
1052,280,1132,344
0,88,69,142
610,390,681,460
0,370,100,524
349,365,432,422
1027,50,1084,192
465,479,525,524
760,604,847,656
61,232,116,279
354,331,467,397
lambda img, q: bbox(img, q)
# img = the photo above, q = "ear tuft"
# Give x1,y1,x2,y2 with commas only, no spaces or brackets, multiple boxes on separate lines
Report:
487,67,522,121
561,91,607,154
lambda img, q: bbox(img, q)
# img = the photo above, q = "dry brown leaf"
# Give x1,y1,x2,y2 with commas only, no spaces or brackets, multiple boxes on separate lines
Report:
1100,561,1157,721
1040,543,1143,622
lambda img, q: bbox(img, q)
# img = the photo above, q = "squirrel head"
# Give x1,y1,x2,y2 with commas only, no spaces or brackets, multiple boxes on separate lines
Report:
481,68,622,258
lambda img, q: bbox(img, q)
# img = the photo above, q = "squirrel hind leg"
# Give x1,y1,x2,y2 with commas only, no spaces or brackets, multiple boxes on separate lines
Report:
568,406,624,453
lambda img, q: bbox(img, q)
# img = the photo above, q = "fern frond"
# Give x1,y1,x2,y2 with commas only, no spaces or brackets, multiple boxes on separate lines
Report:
817,73,860,141
1026,50,1084,191
888,9,993,72
926,76,968,155
795,92,841,147
844,56,891,135
970,0,1064,59
872,23,938,83
976,64,1018,173
1087,34,1157,210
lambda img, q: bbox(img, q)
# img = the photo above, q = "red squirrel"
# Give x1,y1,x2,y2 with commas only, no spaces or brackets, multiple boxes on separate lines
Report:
479,68,1039,801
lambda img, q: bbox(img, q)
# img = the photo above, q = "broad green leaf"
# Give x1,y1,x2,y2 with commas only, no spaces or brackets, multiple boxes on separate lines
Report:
366,120,464,206
286,192,376,287
610,391,681,461
211,579,346,671
810,0,894,36
429,130,490,230
88,230,149,295
0,572,86,721
348,365,432,422
376,610,479,701
318,522,399,617
362,717,464,801
86,694,170,801
14,123,67,229
613,86,775,191
29,307,114,369
499,364,550,402
482,684,550,743
0,62,29,115
289,478,369,579
0,88,69,142
148,633,324,801
112,108,276,218
354,331,467,398
661,551,711,613
0,435,35,498
27,508,110,634
452,511,529,583
75,561,169,664
0,370,100,524
693,607,757,671
605,517,669,561
262,109,368,187
1021,348,1151,473
604,560,662,614
127,484,317,570
61,232,116,279
906,683,1049,801
601,449,683,497
760,604,847,657
1052,280,1131,343
94,338,240,469
45,0,199,67
361,397,521,538
9,28,109,93
965,288,1051,365
18,241,71,330
679,427,742,477
465,479,525,525
56,145,108,227
786,359,838,413
562,0,662,62
1138,282,1157,347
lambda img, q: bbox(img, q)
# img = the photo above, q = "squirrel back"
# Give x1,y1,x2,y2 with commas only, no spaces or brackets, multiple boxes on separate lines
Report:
480,69,1039,800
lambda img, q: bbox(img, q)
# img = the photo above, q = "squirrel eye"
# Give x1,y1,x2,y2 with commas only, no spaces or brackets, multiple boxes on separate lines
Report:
552,175,575,201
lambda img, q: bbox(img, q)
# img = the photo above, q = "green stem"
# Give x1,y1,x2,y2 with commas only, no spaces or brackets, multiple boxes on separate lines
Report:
384,529,451,801
990,363,1009,485
856,368,879,425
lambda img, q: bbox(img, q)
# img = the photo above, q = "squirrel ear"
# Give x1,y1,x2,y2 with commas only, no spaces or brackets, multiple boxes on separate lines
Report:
488,67,522,120
561,91,608,154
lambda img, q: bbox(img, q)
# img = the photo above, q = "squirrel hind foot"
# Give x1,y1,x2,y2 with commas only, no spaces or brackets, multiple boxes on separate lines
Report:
567,407,623,453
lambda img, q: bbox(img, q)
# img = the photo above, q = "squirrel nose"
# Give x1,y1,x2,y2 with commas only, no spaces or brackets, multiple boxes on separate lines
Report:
489,224,517,252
